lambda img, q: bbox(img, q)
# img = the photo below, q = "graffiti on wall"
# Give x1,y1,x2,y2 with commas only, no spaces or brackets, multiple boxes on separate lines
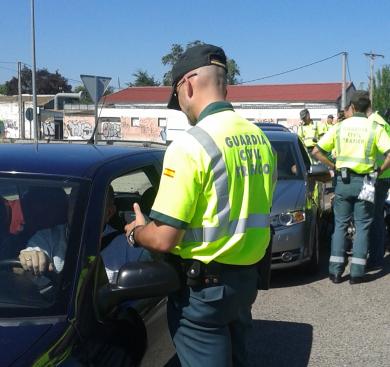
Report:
255,118,275,123
1,119,19,138
42,118,55,138
63,114,165,142
102,121,121,139
64,115,95,140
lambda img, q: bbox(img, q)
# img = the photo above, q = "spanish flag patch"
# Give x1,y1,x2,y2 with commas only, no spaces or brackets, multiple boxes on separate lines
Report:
163,168,175,178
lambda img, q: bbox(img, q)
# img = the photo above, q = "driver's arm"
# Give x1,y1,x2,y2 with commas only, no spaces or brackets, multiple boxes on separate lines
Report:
19,249,52,275
19,225,67,274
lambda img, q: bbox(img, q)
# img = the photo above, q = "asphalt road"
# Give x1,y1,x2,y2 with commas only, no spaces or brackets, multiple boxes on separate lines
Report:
248,243,390,367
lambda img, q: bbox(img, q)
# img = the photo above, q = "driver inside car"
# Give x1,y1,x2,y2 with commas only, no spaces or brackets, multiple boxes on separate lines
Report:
19,185,147,283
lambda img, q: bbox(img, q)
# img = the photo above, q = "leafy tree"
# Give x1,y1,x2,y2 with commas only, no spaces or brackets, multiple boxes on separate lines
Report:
4,66,72,95
73,85,114,104
127,69,160,87
0,84,6,95
226,59,241,85
373,65,390,114
161,41,240,86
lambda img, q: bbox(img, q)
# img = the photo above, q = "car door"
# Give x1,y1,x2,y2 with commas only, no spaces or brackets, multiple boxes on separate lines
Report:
67,151,174,367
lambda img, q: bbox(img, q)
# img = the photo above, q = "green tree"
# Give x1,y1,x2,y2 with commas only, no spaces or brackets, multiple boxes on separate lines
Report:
226,58,241,85
161,41,240,86
73,85,115,104
4,66,72,95
127,69,160,86
0,84,6,95
373,65,390,114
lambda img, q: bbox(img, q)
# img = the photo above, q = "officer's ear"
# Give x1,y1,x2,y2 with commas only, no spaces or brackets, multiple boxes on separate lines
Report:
185,77,195,99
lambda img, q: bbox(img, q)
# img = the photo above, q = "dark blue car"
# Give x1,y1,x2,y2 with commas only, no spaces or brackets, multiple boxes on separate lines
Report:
0,142,179,367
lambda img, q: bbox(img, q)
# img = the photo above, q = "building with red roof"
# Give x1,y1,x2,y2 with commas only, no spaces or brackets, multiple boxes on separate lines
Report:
63,82,355,142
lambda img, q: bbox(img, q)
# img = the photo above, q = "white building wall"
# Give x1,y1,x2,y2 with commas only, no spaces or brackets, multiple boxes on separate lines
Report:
0,101,36,138
95,102,339,142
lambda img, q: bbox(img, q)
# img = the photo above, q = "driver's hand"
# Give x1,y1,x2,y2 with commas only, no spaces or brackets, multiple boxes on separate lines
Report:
19,250,53,275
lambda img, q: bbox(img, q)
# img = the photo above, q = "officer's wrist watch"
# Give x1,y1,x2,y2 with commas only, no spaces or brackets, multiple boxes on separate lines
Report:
127,225,143,247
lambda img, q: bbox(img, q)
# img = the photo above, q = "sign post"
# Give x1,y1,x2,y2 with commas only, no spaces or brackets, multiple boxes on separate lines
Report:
80,75,111,143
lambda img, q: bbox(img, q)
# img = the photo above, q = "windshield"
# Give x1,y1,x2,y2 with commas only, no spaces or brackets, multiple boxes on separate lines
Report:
271,140,302,180
0,176,88,317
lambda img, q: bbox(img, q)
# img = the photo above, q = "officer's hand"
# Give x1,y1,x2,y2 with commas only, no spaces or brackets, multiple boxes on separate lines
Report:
124,203,147,237
19,250,54,275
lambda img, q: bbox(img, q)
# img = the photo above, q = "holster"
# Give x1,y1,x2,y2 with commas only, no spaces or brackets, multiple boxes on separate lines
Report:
340,167,350,184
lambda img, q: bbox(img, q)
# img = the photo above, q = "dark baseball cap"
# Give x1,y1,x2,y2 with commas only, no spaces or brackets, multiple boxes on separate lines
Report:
300,108,309,120
167,44,227,110
348,90,370,105
327,114,334,119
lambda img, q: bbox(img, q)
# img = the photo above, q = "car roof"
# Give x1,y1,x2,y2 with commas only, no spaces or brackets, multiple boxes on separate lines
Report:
262,129,299,142
254,122,290,132
0,142,165,179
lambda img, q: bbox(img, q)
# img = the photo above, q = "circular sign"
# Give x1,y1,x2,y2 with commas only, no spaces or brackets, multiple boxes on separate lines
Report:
25,107,34,122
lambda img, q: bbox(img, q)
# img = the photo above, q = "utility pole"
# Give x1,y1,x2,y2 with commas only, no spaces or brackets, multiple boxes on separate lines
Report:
17,61,24,139
364,51,384,102
341,52,347,110
31,0,38,141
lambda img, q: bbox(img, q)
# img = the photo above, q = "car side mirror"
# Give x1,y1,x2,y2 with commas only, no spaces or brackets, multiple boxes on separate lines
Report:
97,261,181,315
308,164,331,182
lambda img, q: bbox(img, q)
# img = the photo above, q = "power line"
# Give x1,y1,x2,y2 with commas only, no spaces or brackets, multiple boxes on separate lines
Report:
238,52,344,85
0,65,17,73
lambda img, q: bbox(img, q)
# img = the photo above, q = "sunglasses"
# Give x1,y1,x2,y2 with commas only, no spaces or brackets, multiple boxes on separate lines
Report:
174,73,198,96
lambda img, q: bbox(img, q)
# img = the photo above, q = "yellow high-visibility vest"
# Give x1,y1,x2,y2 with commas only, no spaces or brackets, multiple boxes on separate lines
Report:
151,101,276,265
317,112,390,174
369,111,390,179
298,121,319,148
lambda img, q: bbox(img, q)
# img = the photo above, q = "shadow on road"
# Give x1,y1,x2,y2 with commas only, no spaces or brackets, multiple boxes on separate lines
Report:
248,319,313,367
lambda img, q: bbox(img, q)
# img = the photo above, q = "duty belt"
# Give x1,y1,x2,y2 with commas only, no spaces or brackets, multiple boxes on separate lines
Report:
166,254,255,287
336,169,367,177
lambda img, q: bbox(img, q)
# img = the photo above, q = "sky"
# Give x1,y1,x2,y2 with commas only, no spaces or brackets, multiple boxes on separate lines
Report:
1,0,390,91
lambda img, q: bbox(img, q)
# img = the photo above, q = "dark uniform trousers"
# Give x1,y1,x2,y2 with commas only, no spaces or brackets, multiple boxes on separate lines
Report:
330,176,375,277
166,263,258,367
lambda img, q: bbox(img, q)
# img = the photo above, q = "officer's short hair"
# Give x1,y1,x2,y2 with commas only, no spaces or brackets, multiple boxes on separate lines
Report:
348,90,371,113
337,110,345,121
167,44,227,110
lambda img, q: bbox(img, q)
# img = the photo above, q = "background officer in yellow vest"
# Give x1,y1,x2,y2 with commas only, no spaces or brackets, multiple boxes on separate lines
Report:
312,91,390,284
125,44,276,367
368,109,390,269
298,108,319,151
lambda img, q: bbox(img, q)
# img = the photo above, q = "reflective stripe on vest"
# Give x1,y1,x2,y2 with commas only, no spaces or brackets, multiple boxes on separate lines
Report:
336,121,377,165
184,126,270,243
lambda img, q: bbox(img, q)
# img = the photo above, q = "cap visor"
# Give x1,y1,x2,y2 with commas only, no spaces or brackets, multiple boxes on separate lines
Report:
167,89,181,111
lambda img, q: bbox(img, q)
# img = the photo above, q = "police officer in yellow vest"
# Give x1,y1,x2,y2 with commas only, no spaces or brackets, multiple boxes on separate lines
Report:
297,109,319,151
124,44,276,367
368,109,390,269
312,91,390,284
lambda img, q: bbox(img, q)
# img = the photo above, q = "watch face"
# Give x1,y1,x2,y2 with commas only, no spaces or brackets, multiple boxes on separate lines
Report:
126,231,135,246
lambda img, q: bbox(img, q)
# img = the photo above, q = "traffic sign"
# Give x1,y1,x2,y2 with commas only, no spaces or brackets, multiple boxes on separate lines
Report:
80,75,111,104
25,107,33,122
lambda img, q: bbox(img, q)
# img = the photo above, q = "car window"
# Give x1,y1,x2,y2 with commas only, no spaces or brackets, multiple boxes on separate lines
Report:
0,176,87,316
270,141,303,180
297,138,312,170
101,168,161,284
